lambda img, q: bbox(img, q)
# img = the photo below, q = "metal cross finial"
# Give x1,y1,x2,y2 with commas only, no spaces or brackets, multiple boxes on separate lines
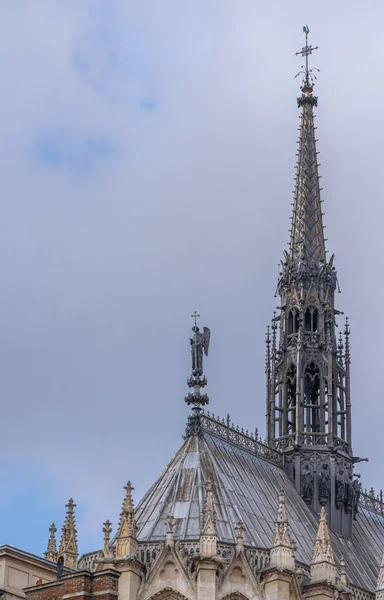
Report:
191,311,200,327
295,25,319,91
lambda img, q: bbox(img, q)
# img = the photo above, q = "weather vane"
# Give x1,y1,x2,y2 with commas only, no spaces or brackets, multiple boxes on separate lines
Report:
295,25,319,91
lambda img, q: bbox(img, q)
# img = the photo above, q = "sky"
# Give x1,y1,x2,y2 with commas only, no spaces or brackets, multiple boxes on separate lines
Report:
1,0,384,557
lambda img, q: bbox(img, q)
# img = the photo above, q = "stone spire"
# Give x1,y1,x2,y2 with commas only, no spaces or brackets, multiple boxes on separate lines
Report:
44,523,58,562
200,478,217,557
116,481,137,558
311,507,336,584
376,552,384,600
270,490,295,570
58,499,78,569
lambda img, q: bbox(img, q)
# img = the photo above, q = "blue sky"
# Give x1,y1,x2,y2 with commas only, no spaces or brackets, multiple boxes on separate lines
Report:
1,0,384,557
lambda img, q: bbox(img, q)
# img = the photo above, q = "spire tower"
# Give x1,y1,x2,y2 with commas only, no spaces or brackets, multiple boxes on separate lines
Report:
265,26,356,537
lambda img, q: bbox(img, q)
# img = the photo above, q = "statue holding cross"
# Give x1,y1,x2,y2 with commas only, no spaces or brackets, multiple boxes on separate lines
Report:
190,311,211,375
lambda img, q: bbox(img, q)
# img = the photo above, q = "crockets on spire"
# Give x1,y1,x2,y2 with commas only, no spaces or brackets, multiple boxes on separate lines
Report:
270,489,295,570
44,522,58,562
200,478,217,557
58,498,78,570
311,507,336,584
116,481,137,558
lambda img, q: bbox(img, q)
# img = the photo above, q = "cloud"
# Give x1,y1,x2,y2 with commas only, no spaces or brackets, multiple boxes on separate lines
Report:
0,0,384,557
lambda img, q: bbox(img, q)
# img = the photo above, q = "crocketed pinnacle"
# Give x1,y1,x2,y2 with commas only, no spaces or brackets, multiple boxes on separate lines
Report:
116,481,137,558
44,522,58,562
290,86,325,269
200,478,217,557
311,506,336,584
58,498,78,570
270,489,295,569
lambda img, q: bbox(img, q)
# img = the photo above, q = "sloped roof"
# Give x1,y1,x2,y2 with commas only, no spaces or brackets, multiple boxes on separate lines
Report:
135,428,384,593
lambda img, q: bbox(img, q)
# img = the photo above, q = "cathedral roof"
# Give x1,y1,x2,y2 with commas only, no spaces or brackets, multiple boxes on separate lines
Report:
134,414,384,593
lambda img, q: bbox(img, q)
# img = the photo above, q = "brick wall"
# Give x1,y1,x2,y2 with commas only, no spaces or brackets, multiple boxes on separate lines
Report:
24,569,120,600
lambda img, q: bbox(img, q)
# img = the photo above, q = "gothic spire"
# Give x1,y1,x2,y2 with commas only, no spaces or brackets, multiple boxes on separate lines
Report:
290,26,325,269
58,498,78,570
44,522,58,562
116,481,137,558
311,507,336,584
270,489,295,570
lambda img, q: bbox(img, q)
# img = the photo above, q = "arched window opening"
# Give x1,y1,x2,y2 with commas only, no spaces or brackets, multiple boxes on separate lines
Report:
288,310,300,334
303,362,321,433
286,364,296,434
304,308,318,332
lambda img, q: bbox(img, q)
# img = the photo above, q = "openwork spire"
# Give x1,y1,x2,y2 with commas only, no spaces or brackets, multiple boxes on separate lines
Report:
290,27,325,270
270,490,295,570
200,478,217,556
58,498,78,570
116,481,137,558
311,507,336,584
44,522,58,562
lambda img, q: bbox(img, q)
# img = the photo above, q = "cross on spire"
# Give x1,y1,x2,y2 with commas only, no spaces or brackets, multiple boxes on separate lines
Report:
295,25,319,91
191,311,200,327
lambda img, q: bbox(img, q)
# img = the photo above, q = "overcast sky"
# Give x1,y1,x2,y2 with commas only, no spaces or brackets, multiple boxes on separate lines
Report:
1,0,384,557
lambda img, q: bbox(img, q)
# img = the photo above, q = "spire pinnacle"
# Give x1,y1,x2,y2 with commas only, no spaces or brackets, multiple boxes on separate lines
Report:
116,481,137,558
235,521,245,553
311,507,336,584
270,489,295,570
165,515,174,548
44,523,58,562
58,499,78,570
200,478,217,556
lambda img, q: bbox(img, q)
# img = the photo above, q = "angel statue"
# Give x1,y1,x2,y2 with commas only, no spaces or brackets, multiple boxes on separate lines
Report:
190,323,211,375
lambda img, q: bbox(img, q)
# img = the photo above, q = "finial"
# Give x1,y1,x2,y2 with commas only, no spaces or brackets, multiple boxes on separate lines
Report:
116,481,137,558
102,520,113,559
185,314,211,425
311,507,336,584
270,489,294,570
200,477,217,556
295,25,319,95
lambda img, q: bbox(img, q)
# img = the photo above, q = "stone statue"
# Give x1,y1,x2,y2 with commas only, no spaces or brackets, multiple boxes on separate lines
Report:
297,255,307,281
57,557,64,581
301,464,314,504
318,259,326,281
345,478,353,514
190,325,211,374
318,463,331,505
352,479,361,519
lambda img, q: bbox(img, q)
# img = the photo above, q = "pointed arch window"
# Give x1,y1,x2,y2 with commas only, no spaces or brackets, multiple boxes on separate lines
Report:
304,307,318,332
303,362,321,433
288,310,300,334
286,363,296,434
